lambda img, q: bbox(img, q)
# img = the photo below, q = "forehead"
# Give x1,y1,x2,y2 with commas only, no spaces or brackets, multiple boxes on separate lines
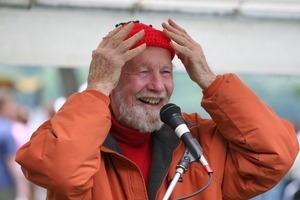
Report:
124,47,173,71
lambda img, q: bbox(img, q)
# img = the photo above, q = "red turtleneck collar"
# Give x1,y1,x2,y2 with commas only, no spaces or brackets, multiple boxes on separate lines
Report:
111,116,152,187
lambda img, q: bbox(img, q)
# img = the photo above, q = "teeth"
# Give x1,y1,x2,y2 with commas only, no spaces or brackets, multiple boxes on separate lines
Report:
139,98,160,105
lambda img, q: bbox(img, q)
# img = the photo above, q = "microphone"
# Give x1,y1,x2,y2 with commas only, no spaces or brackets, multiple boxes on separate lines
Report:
160,103,213,173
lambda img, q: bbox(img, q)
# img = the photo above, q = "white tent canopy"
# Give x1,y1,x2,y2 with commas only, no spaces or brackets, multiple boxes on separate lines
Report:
0,0,300,75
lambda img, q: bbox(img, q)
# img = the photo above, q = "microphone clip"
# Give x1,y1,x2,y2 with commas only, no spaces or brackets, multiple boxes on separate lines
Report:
176,148,197,175
163,148,197,200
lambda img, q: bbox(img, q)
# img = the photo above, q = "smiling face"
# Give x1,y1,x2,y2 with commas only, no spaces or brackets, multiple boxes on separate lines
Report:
110,47,174,132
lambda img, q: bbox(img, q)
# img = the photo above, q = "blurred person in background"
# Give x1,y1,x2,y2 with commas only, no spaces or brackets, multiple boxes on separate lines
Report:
0,88,18,200
16,19,299,200
11,103,33,200
0,82,32,200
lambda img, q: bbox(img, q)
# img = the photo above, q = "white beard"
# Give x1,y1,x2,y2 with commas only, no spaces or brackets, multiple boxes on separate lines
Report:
118,103,163,133
111,88,166,133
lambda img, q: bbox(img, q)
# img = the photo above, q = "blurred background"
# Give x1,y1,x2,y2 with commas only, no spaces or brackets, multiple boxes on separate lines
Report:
0,0,300,199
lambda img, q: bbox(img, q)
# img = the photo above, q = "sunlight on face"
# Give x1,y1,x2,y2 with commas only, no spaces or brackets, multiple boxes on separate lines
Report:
110,47,174,132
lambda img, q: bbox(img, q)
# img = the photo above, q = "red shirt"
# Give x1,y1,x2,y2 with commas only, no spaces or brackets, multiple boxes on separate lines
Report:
111,116,152,187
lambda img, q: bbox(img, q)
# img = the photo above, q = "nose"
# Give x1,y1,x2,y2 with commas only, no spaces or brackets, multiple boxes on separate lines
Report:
146,72,165,92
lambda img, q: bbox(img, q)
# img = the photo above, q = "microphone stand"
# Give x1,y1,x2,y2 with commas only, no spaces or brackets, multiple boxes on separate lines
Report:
163,149,197,200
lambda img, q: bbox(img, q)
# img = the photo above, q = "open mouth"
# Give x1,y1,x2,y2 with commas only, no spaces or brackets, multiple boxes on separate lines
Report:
138,97,161,105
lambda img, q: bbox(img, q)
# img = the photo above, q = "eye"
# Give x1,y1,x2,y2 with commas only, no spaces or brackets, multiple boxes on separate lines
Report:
161,69,172,77
139,70,150,78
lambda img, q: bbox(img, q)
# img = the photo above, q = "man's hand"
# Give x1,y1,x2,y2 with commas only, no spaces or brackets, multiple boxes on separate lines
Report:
87,22,146,96
162,19,216,89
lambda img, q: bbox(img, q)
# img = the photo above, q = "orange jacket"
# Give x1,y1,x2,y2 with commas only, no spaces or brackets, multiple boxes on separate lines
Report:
16,74,299,200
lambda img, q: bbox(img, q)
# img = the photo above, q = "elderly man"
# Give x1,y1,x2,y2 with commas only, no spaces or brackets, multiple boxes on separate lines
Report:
16,19,299,200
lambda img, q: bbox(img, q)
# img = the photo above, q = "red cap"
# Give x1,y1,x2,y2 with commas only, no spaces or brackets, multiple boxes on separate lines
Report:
120,21,175,60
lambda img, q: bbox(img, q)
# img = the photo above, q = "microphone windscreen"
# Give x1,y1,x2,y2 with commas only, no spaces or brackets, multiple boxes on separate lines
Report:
160,103,181,124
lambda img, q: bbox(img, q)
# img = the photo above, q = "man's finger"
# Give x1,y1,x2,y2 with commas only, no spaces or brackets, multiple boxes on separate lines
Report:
117,29,145,53
105,22,135,49
123,43,146,62
98,25,122,48
162,19,194,45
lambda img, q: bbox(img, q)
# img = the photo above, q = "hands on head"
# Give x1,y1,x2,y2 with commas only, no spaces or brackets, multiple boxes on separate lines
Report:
87,22,146,95
162,19,216,89
87,19,216,96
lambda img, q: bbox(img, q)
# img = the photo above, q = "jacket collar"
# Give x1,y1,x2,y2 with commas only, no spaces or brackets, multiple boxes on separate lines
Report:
102,124,180,199
148,124,180,200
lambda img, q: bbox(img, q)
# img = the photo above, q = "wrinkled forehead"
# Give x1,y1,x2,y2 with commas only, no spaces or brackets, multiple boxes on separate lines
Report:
123,47,174,71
